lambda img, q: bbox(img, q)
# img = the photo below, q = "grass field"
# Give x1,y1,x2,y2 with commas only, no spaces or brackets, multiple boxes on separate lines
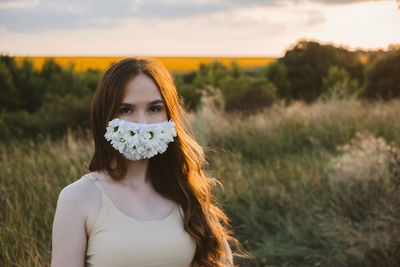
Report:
1,94,400,266
13,56,276,73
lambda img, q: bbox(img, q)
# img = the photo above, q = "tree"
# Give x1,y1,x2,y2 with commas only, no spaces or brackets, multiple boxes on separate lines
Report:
362,50,400,100
16,59,43,112
281,40,364,102
265,61,291,103
0,62,19,111
229,61,243,79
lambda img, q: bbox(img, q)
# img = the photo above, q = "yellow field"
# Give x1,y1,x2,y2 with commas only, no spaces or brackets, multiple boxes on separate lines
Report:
13,56,276,73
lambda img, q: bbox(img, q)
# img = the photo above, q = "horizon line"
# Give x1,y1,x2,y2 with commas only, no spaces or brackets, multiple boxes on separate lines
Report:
4,53,280,58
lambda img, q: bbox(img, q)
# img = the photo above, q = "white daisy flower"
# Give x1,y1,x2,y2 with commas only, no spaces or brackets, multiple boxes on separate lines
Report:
104,118,177,160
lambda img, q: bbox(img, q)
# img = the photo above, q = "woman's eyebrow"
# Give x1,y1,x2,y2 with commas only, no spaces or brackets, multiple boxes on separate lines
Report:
148,99,165,105
120,99,165,106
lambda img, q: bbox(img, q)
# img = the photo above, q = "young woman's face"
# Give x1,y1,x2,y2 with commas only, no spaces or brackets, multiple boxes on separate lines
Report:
117,73,168,123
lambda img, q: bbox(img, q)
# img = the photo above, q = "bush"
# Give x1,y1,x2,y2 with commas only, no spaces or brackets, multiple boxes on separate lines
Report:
174,74,202,112
220,76,277,114
192,61,229,90
319,65,361,101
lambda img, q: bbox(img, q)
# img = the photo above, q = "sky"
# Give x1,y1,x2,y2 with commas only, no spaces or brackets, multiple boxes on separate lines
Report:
0,0,399,57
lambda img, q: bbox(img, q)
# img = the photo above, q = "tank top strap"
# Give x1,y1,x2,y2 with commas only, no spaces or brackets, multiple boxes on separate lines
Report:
85,173,108,196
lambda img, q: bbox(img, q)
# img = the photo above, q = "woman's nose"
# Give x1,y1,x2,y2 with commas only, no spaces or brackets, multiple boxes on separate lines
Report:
136,111,147,124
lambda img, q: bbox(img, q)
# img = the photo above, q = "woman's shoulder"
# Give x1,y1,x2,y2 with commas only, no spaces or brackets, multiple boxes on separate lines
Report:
52,173,102,249
57,172,101,212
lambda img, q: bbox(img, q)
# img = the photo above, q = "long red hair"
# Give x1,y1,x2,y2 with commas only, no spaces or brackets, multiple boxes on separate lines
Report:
89,57,250,266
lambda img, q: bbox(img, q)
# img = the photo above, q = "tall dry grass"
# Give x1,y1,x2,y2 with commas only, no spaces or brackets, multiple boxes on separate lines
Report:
189,89,400,266
0,130,92,266
1,91,400,266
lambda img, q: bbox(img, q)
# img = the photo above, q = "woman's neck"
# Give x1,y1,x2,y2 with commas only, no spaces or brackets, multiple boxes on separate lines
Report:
124,159,151,188
100,159,151,190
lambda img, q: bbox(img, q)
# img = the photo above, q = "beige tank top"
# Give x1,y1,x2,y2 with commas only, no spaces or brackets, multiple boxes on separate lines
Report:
84,173,197,267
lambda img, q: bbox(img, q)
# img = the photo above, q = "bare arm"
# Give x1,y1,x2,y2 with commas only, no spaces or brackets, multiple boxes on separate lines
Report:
221,237,233,267
193,237,233,267
51,184,88,267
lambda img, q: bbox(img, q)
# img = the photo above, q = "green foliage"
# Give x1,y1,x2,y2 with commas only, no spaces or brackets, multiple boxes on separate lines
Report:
265,61,291,102
0,56,101,142
41,58,63,80
193,61,230,90
0,62,19,111
0,92,91,141
178,84,202,112
0,56,44,112
229,61,243,79
1,43,399,142
319,66,361,101
41,59,93,98
18,59,44,112
174,74,202,111
176,61,246,112
184,60,276,113
281,40,364,103
362,50,400,100
220,76,277,114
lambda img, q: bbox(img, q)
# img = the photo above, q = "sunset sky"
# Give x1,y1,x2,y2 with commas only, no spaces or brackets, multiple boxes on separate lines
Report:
0,0,399,57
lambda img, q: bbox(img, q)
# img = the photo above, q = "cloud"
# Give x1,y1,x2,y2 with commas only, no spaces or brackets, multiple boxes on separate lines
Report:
305,9,325,26
1,0,398,56
309,0,387,4
0,0,136,32
0,0,389,32
0,0,236,32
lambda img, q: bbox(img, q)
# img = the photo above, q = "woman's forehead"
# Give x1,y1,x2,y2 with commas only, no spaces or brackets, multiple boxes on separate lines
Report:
122,74,163,104
125,73,159,91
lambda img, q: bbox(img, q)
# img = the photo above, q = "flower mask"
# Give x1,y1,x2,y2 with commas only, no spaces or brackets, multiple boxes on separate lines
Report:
104,118,177,161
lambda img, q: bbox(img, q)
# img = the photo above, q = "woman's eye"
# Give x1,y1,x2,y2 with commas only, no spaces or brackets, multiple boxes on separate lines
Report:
119,107,132,114
148,106,161,113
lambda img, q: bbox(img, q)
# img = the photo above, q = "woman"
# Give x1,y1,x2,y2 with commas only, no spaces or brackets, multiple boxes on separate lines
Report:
51,57,245,267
